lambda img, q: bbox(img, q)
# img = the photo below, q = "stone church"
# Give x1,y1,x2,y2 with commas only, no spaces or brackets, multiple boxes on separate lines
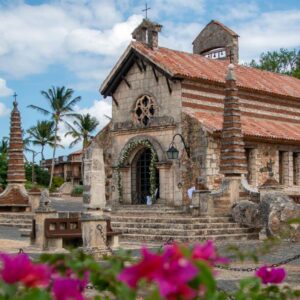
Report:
84,19,300,210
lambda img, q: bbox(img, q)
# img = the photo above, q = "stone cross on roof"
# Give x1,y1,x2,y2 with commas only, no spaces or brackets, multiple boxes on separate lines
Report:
142,3,151,19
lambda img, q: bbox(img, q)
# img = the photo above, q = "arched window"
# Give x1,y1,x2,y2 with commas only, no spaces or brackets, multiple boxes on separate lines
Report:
133,95,157,126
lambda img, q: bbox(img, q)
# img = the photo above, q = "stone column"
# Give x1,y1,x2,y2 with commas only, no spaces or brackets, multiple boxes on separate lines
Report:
82,142,111,258
248,148,258,186
83,144,106,209
219,64,247,204
295,153,300,186
156,162,172,205
282,152,292,186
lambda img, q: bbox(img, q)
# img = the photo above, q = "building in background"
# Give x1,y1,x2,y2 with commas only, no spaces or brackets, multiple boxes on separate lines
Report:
41,150,83,185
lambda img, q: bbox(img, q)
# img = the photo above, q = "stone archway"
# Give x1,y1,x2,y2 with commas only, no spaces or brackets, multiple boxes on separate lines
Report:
117,136,166,204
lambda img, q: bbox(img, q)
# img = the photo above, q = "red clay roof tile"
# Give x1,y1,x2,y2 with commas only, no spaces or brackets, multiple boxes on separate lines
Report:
132,41,300,99
187,111,300,142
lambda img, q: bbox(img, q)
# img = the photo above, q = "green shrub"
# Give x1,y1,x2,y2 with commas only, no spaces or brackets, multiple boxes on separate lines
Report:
0,154,7,188
51,176,64,190
71,185,83,197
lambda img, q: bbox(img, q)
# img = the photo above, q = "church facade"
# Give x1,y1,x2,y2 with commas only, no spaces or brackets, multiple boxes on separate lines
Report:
88,19,300,208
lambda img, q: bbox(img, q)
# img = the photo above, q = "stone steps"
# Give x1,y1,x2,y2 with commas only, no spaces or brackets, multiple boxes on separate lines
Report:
120,232,259,243
115,227,255,236
112,204,259,244
112,222,244,230
0,213,33,235
111,216,233,224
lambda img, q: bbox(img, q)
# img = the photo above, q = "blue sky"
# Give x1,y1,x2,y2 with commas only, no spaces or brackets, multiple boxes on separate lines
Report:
0,0,299,160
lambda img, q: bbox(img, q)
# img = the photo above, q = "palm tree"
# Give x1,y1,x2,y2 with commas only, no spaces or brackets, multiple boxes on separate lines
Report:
28,86,81,188
65,113,99,150
65,113,99,181
27,121,57,160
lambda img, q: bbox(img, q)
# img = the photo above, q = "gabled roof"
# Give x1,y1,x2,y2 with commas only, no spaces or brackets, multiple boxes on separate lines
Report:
192,20,239,46
100,41,300,99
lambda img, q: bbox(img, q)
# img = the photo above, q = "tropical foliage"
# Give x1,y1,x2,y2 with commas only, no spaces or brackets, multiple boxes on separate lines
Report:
27,120,58,160
249,48,300,79
28,86,81,188
65,113,99,150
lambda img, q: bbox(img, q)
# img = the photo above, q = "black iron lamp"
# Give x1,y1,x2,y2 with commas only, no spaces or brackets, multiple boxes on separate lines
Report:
166,134,190,159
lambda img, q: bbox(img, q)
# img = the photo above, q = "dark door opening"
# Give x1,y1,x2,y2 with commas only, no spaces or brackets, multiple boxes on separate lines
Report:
136,148,159,204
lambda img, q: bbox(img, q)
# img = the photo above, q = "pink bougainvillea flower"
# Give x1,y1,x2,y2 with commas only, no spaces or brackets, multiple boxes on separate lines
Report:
192,240,229,266
256,266,286,285
0,253,50,287
52,276,87,300
118,247,163,288
153,245,198,300
118,244,198,300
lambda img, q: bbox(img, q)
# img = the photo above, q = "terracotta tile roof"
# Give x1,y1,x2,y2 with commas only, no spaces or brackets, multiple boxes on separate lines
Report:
187,111,300,142
132,41,300,99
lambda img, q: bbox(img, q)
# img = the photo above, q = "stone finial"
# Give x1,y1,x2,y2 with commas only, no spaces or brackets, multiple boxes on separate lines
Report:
226,64,236,81
36,189,55,212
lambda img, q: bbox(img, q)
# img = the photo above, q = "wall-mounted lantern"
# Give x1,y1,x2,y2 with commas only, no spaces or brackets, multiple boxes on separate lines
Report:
166,133,190,159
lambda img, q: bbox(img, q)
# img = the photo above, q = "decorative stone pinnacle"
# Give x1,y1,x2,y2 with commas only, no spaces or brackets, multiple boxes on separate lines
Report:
226,64,236,81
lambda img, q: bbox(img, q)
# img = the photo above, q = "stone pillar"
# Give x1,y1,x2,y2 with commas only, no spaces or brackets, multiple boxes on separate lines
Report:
248,148,258,186
282,152,292,186
82,142,112,258
295,153,300,186
156,162,172,205
81,211,110,260
28,188,41,211
219,64,247,204
32,190,60,250
83,144,106,209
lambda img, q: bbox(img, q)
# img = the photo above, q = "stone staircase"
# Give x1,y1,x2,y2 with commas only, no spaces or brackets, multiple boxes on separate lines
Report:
111,205,259,246
0,213,33,237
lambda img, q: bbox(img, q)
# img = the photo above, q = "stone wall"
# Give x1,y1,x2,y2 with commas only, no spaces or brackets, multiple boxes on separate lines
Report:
110,62,184,206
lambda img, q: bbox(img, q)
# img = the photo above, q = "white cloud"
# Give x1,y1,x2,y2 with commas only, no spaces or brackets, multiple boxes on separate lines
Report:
0,2,140,79
238,10,300,62
0,78,13,97
217,2,259,21
0,102,9,117
75,98,112,130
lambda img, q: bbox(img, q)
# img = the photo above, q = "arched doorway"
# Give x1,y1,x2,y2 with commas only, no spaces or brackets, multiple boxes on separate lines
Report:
132,148,159,204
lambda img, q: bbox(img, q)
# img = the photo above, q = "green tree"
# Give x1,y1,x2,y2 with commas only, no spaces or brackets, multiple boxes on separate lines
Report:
0,137,9,156
27,121,57,160
65,113,99,180
65,113,99,150
0,137,9,187
249,48,300,79
28,86,81,188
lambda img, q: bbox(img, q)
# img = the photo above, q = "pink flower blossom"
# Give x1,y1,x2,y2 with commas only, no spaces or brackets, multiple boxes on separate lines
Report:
118,245,198,300
192,240,229,266
118,247,163,288
153,245,198,299
52,275,88,300
256,266,286,285
0,253,50,287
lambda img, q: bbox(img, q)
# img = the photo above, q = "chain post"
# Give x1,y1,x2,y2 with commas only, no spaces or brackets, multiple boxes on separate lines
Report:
96,224,114,254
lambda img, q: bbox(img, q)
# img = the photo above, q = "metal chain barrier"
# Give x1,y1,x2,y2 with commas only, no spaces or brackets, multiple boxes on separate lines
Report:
96,224,114,254
215,253,300,272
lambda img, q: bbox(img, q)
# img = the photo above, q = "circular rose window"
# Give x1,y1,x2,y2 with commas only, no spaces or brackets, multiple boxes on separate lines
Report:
134,95,156,126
